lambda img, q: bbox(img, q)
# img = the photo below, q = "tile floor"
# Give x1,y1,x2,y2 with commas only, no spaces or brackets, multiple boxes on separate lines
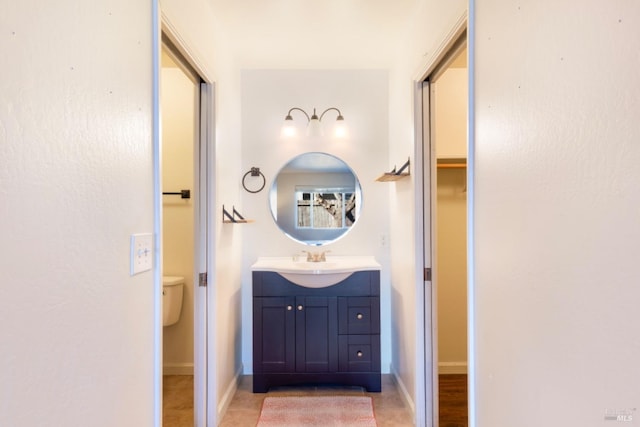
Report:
163,375,194,427
163,374,414,426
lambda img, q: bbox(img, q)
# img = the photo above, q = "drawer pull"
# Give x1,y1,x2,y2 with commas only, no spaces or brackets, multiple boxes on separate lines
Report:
356,313,364,320
356,351,363,358
287,305,293,311
297,305,303,311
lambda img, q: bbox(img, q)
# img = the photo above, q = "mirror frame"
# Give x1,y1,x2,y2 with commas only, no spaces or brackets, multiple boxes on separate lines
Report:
268,152,362,246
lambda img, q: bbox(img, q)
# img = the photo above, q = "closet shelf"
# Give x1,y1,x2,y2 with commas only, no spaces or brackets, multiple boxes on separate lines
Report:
437,158,467,169
376,158,410,182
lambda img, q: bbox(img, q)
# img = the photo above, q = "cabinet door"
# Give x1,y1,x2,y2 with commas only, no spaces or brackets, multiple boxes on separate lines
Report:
253,297,295,373
295,296,338,373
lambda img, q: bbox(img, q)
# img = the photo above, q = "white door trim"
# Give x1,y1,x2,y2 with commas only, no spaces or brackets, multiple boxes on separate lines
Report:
413,79,434,427
151,2,162,425
467,3,477,425
199,80,218,427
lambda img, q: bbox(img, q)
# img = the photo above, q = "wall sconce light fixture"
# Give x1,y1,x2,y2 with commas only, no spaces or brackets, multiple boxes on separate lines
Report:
281,107,348,139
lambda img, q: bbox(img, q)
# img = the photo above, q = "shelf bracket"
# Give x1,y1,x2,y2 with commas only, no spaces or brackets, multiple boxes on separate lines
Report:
222,205,249,223
395,158,410,175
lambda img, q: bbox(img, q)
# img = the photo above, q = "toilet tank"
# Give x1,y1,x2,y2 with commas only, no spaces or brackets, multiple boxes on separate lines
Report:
162,276,185,327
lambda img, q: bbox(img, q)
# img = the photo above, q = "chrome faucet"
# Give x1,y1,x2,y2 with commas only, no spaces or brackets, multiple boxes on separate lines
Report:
302,250,330,262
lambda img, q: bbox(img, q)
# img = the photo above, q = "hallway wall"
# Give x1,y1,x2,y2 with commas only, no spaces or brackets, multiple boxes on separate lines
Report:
0,2,156,426
474,1,640,425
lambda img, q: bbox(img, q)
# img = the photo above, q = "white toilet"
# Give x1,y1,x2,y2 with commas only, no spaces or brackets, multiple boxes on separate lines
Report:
162,276,185,327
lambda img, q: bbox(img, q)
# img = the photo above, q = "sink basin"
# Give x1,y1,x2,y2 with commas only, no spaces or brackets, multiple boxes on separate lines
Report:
251,256,381,288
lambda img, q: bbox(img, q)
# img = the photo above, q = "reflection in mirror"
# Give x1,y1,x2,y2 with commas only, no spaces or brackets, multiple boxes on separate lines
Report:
269,152,362,246
296,190,355,229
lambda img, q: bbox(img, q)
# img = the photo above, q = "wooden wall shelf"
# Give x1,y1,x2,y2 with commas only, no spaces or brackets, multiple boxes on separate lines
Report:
376,158,410,182
376,173,410,182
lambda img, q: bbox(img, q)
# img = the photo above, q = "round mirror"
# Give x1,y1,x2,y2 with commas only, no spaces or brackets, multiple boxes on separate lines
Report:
269,152,362,246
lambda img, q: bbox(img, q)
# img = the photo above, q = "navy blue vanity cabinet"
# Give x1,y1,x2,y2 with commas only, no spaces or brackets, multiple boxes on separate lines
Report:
252,270,381,393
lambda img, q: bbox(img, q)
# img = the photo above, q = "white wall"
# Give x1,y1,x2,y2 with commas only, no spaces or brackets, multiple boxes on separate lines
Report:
1,1,243,425
240,69,391,374
161,66,195,373
0,1,155,426
474,1,640,425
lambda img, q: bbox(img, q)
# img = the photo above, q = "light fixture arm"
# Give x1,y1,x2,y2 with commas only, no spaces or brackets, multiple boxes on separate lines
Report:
318,107,344,122
285,107,311,122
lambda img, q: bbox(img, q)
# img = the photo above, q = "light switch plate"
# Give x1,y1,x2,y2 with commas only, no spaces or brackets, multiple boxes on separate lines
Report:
130,233,153,276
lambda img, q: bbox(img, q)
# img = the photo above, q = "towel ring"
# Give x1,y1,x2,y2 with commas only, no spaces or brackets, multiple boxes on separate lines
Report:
242,167,266,193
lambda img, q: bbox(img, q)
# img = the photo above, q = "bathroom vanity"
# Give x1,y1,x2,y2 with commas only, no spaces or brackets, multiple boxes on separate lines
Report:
252,257,381,393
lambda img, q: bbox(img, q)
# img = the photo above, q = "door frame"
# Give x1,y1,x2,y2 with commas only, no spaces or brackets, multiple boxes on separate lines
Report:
152,10,217,426
413,13,468,427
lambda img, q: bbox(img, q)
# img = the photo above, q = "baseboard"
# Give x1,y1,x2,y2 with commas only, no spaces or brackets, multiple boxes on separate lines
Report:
217,364,242,422
163,362,193,375
390,365,415,419
438,361,467,375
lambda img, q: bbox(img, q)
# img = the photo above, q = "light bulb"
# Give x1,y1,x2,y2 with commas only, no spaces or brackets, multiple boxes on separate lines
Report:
281,116,297,138
334,116,348,138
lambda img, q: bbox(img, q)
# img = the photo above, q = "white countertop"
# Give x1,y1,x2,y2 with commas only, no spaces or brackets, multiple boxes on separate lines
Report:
251,255,381,275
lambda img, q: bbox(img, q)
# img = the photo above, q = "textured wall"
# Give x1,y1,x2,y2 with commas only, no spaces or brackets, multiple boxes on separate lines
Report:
0,1,155,426
474,1,640,425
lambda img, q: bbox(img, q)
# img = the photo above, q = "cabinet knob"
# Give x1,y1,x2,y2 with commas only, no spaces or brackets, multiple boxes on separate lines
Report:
297,305,303,311
286,305,293,311
356,313,364,320
356,351,363,358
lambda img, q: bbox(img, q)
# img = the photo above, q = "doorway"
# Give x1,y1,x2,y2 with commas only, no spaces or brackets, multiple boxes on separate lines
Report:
417,28,468,427
431,42,468,427
158,32,215,426
160,41,197,426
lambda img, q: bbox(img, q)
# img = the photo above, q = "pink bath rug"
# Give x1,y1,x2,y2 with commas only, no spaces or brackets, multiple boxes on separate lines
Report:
256,396,377,426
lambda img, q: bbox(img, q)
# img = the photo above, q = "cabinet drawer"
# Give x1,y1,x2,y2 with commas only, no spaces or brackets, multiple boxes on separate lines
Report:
338,297,380,335
338,335,380,372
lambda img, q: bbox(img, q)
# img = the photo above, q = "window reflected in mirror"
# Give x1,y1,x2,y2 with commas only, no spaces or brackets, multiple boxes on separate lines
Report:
296,190,356,229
